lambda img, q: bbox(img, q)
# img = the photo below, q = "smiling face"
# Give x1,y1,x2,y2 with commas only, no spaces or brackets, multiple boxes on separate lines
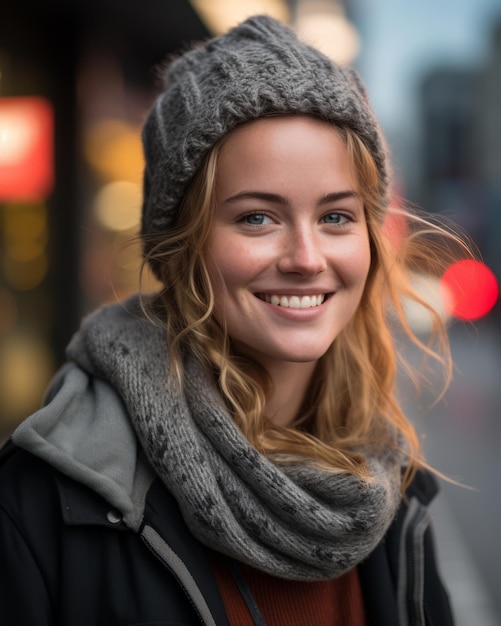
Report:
205,115,371,371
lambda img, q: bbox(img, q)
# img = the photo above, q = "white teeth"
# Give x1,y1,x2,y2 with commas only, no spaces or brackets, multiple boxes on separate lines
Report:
261,294,325,308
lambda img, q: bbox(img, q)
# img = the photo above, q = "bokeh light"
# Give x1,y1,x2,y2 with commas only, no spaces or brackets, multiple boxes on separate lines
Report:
84,119,144,185
189,0,289,35
0,288,18,337
440,259,499,320
1,202,49,290
0,332,54,426
402,272,452,334
295,0,360,65
0,97,54,201
92,180,142,231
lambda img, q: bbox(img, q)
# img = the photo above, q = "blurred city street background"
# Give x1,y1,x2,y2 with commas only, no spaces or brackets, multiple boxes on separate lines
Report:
401,318,501,625
1,1,500,623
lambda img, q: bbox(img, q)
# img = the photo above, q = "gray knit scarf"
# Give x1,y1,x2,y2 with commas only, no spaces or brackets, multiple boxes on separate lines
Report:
67,295,403,581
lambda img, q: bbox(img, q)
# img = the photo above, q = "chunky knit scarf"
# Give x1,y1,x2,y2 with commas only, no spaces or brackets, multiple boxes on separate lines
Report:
67,296,403,581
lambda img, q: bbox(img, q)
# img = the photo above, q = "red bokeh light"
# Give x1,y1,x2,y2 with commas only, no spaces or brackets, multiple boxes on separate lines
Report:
0,97,54,201
440,260,499,321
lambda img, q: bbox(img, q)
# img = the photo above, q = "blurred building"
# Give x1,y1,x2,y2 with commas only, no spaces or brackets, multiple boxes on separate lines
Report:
418,68,490,268
477,19,501,287
0,0,209,436
417,15,501,319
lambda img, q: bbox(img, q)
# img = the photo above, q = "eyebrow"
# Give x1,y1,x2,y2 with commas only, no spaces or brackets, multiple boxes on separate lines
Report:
223,190,358,205
318,191,359,205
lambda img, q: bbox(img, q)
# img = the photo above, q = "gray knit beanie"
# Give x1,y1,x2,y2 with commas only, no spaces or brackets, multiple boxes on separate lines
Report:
141,14,390,257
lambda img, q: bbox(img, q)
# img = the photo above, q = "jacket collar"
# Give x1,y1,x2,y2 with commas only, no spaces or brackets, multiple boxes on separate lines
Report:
12,363,155,531
55,467,131,529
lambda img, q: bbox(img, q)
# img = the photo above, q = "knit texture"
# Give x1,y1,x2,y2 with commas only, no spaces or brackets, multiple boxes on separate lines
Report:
66,296,403,581
141,14,390,267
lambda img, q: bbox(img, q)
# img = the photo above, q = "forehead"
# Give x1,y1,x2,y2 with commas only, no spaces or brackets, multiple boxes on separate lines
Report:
216,115,358,199
220,114,345,155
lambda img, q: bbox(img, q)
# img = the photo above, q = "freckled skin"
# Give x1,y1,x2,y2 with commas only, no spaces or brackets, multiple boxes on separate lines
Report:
206,115,371,374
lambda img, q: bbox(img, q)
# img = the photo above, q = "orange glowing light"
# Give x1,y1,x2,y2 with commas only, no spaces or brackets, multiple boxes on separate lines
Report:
440,260,498,321
0,97,54,201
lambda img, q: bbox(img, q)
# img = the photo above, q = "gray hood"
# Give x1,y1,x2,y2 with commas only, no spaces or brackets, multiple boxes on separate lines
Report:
12,343,153,531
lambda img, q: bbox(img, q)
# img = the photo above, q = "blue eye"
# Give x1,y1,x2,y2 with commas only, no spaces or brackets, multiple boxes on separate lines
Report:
322,213,348,225
242,213,272,225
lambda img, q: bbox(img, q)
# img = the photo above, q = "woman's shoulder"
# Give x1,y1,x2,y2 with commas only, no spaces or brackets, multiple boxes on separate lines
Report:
404,467,440,505
0,440,113,530
0,439,58,492
384,467,440,547
360,468,453,624
374,468,442,587
0,440,65,527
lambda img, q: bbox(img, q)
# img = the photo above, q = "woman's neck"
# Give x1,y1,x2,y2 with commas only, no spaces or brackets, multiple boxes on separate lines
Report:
264,360,318,428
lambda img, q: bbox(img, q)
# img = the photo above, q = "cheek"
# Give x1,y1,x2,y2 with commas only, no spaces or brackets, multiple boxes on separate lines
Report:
338,237,372,287
207,235,262,291
206,237,255,298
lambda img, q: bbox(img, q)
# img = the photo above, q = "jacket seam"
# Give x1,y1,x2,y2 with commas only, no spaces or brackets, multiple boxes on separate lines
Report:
397,496,431,626
410,508,430,625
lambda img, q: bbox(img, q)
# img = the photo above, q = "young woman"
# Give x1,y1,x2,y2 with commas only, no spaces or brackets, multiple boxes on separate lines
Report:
0,15,458,625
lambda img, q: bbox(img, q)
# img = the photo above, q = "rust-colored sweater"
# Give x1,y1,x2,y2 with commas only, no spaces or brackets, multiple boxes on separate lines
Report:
209,552,366,626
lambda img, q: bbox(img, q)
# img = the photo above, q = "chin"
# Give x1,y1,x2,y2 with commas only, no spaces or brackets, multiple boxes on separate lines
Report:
263,345,333,365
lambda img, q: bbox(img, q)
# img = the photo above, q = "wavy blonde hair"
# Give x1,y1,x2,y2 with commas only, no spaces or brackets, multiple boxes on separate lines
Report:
141,120,471,488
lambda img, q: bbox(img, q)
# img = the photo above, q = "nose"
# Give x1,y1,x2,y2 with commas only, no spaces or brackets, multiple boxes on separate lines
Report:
277,225,326,276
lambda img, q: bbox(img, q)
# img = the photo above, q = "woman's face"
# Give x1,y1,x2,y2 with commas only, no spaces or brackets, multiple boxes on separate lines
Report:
205,115,371,370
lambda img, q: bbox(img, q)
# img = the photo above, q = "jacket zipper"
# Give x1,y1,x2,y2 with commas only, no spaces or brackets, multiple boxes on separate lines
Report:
140,523,218,626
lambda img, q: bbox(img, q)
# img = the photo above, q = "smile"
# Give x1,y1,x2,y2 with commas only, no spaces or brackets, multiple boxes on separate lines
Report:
257,294,326,308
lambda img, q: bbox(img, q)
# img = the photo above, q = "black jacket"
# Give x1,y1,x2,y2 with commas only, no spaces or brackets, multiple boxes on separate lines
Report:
0,440,453,626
